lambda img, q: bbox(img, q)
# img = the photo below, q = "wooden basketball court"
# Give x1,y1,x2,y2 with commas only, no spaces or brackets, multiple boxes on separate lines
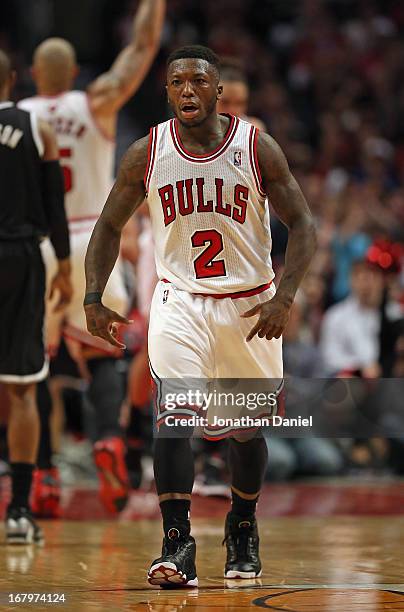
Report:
2,511,404,611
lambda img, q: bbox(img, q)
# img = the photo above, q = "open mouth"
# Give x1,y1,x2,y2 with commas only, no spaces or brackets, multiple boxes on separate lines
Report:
180,104,199,117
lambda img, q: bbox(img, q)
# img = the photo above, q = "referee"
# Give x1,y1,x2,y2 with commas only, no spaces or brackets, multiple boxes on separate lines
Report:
0,50,72,544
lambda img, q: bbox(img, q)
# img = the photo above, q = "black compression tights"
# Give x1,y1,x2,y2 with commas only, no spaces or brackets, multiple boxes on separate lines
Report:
227,435,268,494
153,425,195,531
153,425,194,496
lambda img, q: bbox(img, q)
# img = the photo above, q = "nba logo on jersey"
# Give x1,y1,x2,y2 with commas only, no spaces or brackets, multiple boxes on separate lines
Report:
234,151,242,166
163,289,169,304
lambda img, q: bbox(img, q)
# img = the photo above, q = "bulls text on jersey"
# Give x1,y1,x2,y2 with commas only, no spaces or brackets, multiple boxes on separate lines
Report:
158,178,248,226
145,116,274,294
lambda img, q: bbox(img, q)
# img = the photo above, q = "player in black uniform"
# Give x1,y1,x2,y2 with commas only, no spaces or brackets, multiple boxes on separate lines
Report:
0,50,72,544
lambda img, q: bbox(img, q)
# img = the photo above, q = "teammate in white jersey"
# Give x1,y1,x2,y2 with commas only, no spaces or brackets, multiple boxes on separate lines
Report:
84,46,316,586
19,0,166,516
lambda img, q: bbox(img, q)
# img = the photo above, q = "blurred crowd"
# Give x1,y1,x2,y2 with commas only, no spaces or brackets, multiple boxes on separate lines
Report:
0,0,404,498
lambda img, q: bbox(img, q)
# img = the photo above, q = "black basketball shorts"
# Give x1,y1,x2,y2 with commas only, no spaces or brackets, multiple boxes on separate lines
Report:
0,240,48,383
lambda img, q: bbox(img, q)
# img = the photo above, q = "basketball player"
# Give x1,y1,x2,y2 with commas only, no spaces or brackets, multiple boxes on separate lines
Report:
128,60,268,497
0,50,71,543
217,59,266,131
19,0,166,514
193,60,269,497
84,46,316,585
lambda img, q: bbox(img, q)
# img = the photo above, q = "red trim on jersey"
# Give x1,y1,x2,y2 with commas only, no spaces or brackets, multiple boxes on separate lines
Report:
144,127,153,188
144,126,158,192
174,114,234,158
253,127,266,195
249,126,266,198
149,126,158,189
161,279,272,299
69,215,99,224
170,114,239,163
85,94,116,143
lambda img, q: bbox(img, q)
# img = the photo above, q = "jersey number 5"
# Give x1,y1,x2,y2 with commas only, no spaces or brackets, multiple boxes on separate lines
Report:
59,148,73,193
192,229,226,279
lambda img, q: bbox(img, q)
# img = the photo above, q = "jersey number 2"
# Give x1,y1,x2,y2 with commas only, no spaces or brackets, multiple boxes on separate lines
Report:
59,148,73,193
192,230,226,279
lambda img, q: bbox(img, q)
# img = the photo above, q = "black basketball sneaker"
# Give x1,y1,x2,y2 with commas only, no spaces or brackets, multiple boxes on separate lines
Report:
5,507,44,545
223,512,262,578
148,522,198,588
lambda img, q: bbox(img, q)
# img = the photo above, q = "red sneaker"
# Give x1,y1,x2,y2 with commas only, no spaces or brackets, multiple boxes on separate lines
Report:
31,467,62,518
93,437,129,514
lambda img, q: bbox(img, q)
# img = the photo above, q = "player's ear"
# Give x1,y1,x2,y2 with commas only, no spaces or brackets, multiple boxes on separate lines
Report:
217,85,223,99
9,70,17,90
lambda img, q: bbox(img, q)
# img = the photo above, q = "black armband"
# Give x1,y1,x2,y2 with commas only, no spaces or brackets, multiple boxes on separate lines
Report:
83,292,103,306
41,160,70,260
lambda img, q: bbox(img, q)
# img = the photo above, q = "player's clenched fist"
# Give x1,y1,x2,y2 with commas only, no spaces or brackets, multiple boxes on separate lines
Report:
241,296,291,342
84,302,131,349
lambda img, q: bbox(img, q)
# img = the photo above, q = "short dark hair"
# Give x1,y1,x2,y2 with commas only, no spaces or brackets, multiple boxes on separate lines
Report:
219,58,247,85
167,45,220,76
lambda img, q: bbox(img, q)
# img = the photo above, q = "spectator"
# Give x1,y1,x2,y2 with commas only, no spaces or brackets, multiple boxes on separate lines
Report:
320,260,384,376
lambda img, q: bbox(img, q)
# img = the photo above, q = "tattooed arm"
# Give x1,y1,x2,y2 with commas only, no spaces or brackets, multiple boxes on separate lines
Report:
242,132,317,341
84,135,148,347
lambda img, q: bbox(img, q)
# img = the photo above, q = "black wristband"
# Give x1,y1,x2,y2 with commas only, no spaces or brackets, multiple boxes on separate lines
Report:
83,292,102,306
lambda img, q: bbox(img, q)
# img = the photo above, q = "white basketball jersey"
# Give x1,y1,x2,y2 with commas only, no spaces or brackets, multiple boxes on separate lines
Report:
19,91,114,224
145,115,274,294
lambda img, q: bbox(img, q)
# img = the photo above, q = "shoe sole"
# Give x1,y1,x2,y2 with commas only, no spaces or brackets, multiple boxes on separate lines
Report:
6,536,34,545
94,448,129,513
225,569,262,579
148,562,198,588
6,537,44,546
6,532,44,546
